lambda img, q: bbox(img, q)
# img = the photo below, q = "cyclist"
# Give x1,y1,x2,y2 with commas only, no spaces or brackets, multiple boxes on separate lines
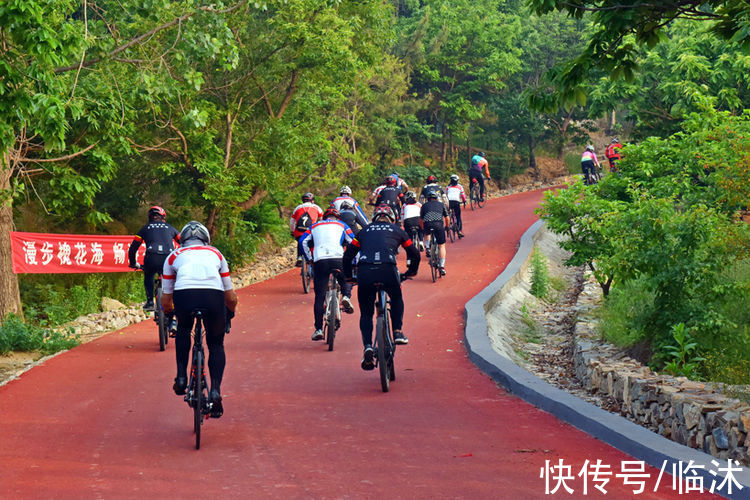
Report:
469,152,490,201
389,171,410,192
161,221,238,419
128,206,180,314
374,175,404,221
290,192,324,267
605,137,623,172
581,145,600,185
400,191,423,251
342,204,420,370
330,185,369,228
299,208,356,341
420,175,445,204
339,201,366,235
420,189,449,276
445,174,466,238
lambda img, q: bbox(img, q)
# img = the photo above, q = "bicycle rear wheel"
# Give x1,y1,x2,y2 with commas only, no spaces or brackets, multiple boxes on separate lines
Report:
477,191,486,208
325,285,337,352
447,214,455,243
470,185,478,210
193,350,204,449
156,285,167,351
375,307,390,392
301,260,311,294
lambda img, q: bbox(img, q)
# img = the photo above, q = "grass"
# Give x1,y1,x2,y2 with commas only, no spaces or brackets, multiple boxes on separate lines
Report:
0,314,79,356
520,303,543,343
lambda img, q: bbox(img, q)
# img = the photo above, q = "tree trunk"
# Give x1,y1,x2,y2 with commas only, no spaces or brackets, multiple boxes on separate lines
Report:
608,109,616,134
466,134,471,171
528,135,539,180
440,125,447,169
0,151,23,319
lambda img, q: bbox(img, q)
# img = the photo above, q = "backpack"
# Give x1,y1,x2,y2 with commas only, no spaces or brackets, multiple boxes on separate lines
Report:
296,212,314,233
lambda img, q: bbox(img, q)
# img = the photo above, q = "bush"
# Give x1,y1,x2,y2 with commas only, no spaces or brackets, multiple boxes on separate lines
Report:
0,314,79,356
598,277,655,348
529,249,550,299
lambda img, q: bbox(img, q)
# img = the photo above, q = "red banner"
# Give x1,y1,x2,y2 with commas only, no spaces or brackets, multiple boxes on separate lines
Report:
10,231,146,274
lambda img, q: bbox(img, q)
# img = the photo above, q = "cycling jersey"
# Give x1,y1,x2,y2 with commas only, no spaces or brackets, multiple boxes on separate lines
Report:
339,209,364,235
343,221,418,270
128,221,180,265
375,186,403,215
330,196,369,226
401,202,422,221
162,244,233,293
471,155,490,177
446,184,466,202
420,200,448,224
581,150,599,165
420,183,445,202
300,219,354,262
605,142,622,161
290,202,324,239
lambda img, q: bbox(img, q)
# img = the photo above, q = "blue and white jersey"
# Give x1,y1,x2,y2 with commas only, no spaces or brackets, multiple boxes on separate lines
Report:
300,219,355,262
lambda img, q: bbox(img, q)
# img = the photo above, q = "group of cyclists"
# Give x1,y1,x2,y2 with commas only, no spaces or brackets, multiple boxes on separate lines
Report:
127,153,492,417
581,137,623,185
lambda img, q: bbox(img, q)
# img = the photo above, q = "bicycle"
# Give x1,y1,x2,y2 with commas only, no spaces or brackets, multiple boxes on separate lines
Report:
185,309,213,450
469,178,485,210
154,275,169,351
408,225,422,253
301,257,314,294
323,271,342,351
447,208,459,243
426,228,441,283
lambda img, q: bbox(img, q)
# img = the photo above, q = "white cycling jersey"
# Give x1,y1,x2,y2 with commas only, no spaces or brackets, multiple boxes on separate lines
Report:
401,202,422,220
446,184,465,202
300,219,354,262
162,243,233,293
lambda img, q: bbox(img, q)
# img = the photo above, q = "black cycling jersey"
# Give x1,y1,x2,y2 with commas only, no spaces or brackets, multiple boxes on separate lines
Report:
339,209,364,235
128,221,180,266
420,183,444,200
375,186,403,214
343,221,419,277
420,200,448,223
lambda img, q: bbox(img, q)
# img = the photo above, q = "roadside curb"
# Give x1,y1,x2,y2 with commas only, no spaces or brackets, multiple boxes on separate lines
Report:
463,219,750,499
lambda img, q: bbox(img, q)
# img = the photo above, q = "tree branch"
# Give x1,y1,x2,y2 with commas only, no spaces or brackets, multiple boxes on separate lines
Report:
17,142,98,163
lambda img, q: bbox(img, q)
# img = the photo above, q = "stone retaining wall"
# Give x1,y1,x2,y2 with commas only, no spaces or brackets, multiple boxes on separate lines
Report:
573,277,750,465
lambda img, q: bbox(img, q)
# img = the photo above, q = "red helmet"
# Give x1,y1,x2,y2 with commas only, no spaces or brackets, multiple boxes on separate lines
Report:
323,207,340,220
148,206,166,220
373,204,395,222
386,175,398,186
426,175,436,183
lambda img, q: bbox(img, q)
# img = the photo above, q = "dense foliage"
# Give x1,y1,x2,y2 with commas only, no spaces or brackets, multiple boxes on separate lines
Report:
539,107,750,378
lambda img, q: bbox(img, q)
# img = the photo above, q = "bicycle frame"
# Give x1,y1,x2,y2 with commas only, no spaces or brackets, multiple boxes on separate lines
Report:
323,271,342,351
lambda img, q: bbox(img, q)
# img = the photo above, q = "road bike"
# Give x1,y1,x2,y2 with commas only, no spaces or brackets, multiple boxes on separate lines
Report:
469,178,485,210
372,276,411,392
301,258,314,294
185,309,212,450
447,208,459,243
153,275,169,351
323,271,342,351
426,229,441,283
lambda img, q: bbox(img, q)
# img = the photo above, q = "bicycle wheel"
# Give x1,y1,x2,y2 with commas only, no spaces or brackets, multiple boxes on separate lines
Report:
385,301,395,382
430,244,437,283
301,259,311,294
477,190,486,208
447,214,455,243
156,285,167,351
375,294,390,393
470,185,478,211
326,281,337,352
193,350,204,449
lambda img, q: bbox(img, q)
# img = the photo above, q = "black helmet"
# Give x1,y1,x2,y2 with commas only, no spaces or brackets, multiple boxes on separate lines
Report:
180,221,210,245
373,204,396,223
479,152,485,157
302,192,314,203
426,189,439,199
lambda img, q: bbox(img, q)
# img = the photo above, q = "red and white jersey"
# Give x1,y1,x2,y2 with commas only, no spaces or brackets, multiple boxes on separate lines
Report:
162,243,232,293
446,184,466,202
401,202,422,220
289,202,324,238
300,219,355,262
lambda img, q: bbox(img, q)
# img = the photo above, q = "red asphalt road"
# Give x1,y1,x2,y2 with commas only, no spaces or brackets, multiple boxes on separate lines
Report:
1,190,710,499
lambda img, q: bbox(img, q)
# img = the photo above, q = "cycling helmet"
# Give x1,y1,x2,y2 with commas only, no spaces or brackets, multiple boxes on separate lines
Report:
373,204,396,223
386,175,398,186
586,145,595,152
302,192,314,203
148,205,166,220
340,185,352,196
426,175,436,183
404,191,417,204
426,189,439,199
449,174,459,183
479,152,485,157
323,207,340,220
612,137,619,143
179,221,210,245
340,201,353,210
391,171,400,178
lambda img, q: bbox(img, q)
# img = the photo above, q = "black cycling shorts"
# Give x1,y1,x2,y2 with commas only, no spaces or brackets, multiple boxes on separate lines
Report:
423,221,446,245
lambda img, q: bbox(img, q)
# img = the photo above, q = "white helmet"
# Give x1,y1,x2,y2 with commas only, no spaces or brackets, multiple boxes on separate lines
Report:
586,144,595,152
340,185,352,196
180,221,210,245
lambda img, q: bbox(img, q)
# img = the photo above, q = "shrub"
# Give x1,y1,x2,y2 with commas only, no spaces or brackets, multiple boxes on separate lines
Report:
0,314,79,356
598,277,655,348
529,249,550,299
